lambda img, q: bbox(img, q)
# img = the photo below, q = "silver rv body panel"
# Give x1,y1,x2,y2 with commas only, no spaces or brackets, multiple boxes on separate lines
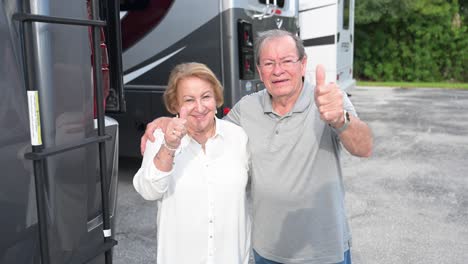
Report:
0,1,120,263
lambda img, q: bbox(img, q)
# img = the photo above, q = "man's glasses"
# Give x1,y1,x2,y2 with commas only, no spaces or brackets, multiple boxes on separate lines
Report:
258,58,302,71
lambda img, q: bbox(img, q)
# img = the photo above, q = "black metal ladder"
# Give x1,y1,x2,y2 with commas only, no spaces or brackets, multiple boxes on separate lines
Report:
13,1,117,263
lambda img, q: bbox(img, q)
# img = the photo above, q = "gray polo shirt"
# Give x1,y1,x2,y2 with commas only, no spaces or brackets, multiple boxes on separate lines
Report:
225,81,356,263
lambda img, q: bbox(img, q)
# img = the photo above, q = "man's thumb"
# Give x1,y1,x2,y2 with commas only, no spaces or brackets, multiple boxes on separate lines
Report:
315,64,326,87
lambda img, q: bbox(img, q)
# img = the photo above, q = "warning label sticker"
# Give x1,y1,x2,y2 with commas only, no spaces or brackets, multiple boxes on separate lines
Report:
27,91,42,146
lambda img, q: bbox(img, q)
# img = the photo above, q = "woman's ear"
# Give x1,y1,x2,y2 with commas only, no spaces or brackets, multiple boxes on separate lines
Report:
172,103,180,116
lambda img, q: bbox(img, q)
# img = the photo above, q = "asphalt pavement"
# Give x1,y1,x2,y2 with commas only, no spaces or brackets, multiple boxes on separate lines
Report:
113,87,468,264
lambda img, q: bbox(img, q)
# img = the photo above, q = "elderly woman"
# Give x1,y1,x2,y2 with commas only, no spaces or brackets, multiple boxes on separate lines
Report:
133,62,251,264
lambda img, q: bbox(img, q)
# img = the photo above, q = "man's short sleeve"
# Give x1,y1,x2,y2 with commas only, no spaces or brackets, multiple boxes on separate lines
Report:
223,101,242,126
343,92,357,117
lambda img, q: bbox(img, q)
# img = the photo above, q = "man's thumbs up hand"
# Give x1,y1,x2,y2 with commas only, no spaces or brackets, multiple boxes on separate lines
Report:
314,65,345,128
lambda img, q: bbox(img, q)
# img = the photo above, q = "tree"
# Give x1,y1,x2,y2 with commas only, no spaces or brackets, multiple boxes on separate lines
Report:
354,0,467,82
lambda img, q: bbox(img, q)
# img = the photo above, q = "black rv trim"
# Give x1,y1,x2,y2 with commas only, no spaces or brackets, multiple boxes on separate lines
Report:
303,35,335,47
102,0,126,112
12,13,106,26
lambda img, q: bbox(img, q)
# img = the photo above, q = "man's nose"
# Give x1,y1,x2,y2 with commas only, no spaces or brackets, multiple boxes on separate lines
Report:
272,62,285,75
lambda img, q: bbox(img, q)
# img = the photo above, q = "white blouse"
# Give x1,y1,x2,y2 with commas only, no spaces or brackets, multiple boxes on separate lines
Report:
133,118,251,264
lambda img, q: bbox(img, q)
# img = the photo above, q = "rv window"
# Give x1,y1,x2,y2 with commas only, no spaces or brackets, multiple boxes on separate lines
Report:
120,0,150,11
258,0,285,8
343,0,350,29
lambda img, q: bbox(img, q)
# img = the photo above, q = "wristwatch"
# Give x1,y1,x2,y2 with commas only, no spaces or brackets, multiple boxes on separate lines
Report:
334,110,350,134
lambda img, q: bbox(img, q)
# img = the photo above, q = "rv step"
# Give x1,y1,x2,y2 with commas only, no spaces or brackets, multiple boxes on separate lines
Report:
24,135,112,160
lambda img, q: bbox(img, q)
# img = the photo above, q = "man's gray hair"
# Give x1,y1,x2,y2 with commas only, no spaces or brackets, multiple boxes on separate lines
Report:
254,29,306,64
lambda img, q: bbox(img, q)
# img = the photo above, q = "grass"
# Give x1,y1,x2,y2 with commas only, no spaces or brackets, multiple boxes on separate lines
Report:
357,81,468,89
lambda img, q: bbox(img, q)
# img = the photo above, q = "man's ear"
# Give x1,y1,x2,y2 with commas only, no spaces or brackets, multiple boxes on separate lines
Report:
256,65,264,82
301,56,308,77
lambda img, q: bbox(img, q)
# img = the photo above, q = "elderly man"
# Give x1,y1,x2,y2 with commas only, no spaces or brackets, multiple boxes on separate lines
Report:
141,29,373,264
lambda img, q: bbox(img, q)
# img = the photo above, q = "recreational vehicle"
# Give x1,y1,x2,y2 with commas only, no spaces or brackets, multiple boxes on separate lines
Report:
0,0,123,263
299,0,355,91
111,0,300,157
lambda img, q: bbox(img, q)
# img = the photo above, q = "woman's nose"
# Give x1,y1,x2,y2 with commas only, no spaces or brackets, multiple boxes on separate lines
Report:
196,100,204,112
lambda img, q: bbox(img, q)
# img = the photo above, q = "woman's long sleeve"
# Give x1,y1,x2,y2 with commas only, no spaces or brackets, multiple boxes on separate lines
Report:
133,130,173,201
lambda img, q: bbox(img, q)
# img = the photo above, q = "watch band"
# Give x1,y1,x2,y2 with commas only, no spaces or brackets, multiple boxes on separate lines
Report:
334,110,350,134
